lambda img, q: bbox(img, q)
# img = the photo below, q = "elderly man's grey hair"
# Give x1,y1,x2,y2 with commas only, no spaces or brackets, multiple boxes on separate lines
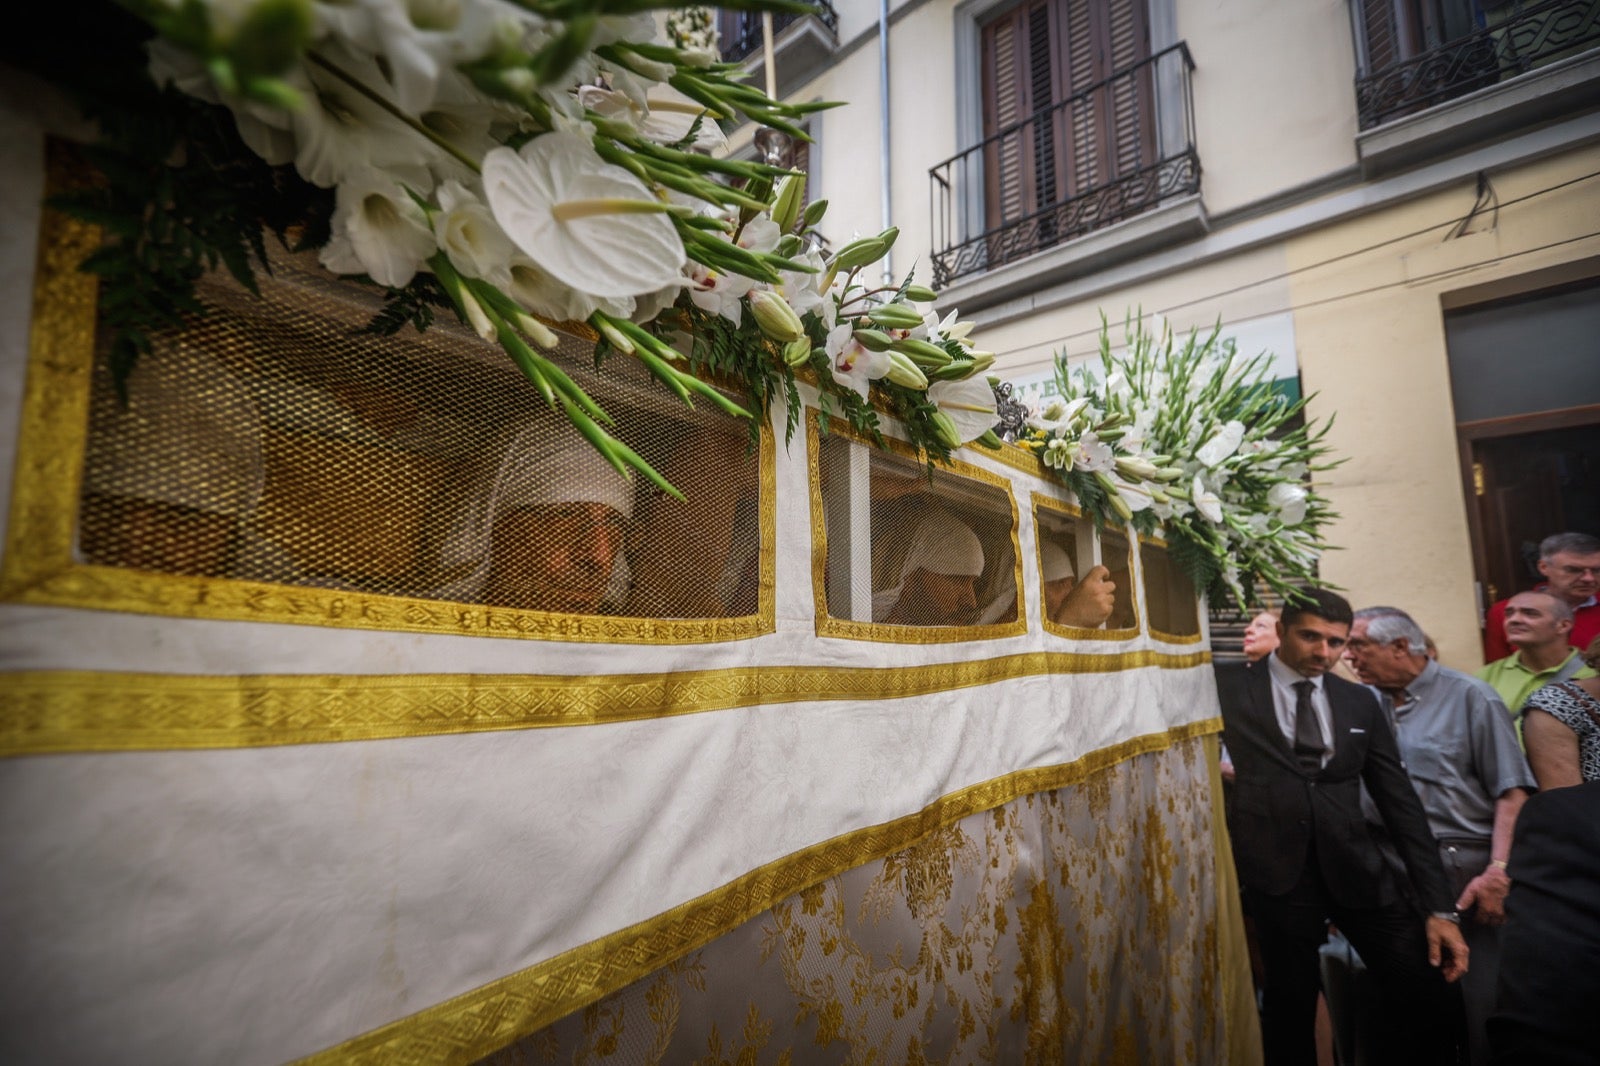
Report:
1540,532,1600,558
1353,606,1430,657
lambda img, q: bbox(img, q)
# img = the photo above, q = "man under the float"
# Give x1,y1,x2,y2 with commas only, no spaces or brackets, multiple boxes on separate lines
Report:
873,509,987,627
436,419,635,614
1039,540,1118,629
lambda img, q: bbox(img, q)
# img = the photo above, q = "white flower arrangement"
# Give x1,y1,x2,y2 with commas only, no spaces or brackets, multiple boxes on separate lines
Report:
1017,316,1339,605
104,0,997,494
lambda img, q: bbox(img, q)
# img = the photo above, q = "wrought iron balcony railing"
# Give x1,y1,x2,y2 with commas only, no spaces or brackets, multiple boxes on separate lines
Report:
719,4,840,65
928,43,1200,290
1354,0,1600,130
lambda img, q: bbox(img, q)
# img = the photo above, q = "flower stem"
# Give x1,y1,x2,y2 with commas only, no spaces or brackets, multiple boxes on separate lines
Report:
306,52,481,175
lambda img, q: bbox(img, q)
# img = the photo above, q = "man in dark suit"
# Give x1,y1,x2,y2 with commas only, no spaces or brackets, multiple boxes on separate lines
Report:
1217,588,1469,1065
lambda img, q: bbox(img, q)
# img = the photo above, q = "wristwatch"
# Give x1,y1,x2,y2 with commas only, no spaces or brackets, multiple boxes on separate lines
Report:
1429,910,1461,924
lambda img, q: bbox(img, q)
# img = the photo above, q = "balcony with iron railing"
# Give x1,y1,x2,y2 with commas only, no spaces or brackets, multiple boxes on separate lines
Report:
1351,0,1600,169
717,4,839,100
928,44,1200,293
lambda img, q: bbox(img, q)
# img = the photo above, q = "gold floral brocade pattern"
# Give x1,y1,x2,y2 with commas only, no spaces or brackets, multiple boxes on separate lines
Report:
479,738,1236,1066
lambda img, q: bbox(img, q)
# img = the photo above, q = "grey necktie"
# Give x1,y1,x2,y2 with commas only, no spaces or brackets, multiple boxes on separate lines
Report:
1293,680,1323,772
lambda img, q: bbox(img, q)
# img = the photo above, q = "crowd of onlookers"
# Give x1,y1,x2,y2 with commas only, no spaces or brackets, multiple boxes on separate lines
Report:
1216,531,1600,1066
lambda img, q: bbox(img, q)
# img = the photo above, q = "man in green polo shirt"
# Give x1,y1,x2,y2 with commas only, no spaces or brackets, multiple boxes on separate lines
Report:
1477,590,1595,714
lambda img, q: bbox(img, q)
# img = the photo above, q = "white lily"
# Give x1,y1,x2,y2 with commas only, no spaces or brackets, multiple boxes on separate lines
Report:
319,168,437,287
433,180,514,282
1075,431,1115,473
576,84,726,150
687,262,756,324
1192,474,1224,524
1196,419,1247,468
928,377,999,444
826,323,889,399
775,248,827,318
1027,396,1088,437
483,131,685,299
1108,473,1155,512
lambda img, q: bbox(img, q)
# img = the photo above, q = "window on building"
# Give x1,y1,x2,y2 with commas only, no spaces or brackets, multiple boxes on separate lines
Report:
978,0,1153,263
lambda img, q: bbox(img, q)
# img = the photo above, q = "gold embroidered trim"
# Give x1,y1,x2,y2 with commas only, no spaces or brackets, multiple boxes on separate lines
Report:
1205,734,1265,1064
1032,492,1141,643
981,438,1051,477
294,720,1221,1066
805,411,1028,644
0,156,775,646
0,649,1212,756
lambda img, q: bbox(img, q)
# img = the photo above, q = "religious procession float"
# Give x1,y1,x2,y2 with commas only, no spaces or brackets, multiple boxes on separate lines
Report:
0,2,1334,1061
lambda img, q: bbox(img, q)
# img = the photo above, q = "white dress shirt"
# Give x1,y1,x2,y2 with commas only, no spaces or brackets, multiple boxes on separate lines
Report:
1266,651,1334,767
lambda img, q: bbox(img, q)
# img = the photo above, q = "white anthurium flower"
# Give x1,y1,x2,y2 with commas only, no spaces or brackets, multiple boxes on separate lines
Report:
1108,473,1155,512
433,180,514,282
1191,474,1224,524
928,377,999,443
826,323,889,399
1196,419,1247,468
319,168,438,288
483,131,686,299
1268,482,1309,526
1075,431,1115,473
504,253,633,323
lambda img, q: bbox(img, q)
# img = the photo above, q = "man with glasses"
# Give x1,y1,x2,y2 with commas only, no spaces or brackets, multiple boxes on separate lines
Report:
1482,532,1600,663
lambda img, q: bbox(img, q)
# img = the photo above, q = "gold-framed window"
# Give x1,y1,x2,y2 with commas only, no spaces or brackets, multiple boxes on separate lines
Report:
806,410,1025,643
1031,493,1140,641
2,147,775,644
1138,535,1204,643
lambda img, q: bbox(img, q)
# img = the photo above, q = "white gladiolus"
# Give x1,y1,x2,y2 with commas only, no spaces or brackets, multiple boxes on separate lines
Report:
1268,482,1309,526
319,169,437,287
1196,420,1247,468
1192,474,1224,524
483,132,685,299
433,180,514,281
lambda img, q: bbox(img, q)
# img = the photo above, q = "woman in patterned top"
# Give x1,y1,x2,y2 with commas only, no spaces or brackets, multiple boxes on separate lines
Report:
1523,635,1600,787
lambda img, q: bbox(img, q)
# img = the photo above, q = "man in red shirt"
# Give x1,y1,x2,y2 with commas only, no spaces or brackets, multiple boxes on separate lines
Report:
1483,532,1600,662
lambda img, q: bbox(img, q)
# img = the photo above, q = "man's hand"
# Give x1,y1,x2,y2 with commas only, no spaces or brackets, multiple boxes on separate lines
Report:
1058,565,1116,628
1426,916,1470,982
1456,864,1511,925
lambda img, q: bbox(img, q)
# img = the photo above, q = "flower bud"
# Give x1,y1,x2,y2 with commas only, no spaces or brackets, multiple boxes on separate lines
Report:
853,329,894,351
831,237,887,271
801,198,829,228
929,411,963,449
884,351,929,389
460,288,495,341
893,337,953,367
903,284,937,303
749,289,805,343
775,234,804,258
782,337,814,367
965,351,995,374
867,303,926,330
770,173,805,232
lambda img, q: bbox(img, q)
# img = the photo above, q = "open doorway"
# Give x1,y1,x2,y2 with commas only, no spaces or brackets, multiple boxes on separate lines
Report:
1445,274,1600,652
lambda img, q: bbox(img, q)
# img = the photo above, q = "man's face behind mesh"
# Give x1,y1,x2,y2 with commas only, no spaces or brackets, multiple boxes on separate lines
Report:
485,502,624,613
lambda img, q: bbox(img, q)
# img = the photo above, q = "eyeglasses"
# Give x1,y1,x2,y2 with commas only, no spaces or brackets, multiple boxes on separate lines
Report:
1553,565,1600,578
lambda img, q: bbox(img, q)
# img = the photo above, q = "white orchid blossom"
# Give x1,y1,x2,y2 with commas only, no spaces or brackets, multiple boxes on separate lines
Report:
1075,431,1115,473
483,131,685,299
928,377,999,444
320,168,438,287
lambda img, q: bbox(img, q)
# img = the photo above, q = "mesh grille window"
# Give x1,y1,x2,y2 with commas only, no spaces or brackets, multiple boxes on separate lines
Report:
75,249,765,628
1139,539,1202,639
813,424,1021,638
1033,499,1138,637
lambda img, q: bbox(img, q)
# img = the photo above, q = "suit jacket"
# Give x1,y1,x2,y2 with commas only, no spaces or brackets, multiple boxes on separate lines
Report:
1216,660,1453,911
